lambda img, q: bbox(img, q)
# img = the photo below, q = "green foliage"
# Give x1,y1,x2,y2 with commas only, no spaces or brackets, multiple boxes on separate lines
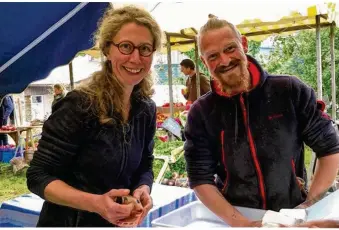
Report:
261,27,339,111
181,49,209,76
248,40,262,58
172,76,185,85
152,139,185,180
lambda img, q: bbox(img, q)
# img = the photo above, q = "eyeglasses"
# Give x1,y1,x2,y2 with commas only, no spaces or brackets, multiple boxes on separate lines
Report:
110,41,155,57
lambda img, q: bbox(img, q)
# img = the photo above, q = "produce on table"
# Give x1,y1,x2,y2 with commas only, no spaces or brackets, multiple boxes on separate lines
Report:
0,125,16,131
152,139,188,187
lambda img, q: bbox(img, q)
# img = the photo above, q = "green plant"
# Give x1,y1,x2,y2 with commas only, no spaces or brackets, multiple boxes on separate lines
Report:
0,163,29,202
152,139,185,180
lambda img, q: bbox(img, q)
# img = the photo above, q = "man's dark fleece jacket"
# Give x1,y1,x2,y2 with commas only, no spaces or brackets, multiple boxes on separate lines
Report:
184,55,339,211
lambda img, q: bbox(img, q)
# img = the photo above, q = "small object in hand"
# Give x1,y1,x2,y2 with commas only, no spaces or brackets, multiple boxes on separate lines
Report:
113,195,144,227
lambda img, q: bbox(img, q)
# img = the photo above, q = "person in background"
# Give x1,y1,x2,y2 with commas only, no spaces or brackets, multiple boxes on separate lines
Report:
0,95,15,145
180,58,211,103
27,5,162,227
184,16,339,227
51,84,67,108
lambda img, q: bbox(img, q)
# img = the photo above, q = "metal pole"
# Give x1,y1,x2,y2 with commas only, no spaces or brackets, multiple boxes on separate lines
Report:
166,34,174,118
69,62,74,90
315,15,322,100
194,39,201,98
330,22,336,120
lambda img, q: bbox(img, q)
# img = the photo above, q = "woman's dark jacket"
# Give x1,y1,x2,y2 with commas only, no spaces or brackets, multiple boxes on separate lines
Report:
27,90,156,227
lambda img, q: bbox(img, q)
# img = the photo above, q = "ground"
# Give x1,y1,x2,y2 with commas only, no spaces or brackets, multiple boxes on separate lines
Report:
0,146,313,203
0,163,29,202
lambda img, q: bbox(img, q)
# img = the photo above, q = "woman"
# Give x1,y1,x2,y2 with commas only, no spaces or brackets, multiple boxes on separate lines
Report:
26,5,162,227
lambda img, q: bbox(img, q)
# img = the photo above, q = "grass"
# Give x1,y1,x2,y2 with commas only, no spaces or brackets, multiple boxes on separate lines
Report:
0,163,29,203
304,145,313,170
0,147,314,203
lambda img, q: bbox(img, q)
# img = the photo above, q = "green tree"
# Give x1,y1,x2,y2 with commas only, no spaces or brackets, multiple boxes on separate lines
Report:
248,40,262,58
181,49,209,76
261,27,339,111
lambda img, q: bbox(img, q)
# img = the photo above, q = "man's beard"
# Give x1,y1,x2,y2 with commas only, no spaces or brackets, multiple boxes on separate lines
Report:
214,60,250,94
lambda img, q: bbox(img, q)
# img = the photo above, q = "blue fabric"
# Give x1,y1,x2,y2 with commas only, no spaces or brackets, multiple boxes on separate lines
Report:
0,2,109,96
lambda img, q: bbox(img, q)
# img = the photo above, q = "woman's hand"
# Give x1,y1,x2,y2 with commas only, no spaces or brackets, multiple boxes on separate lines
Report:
92,189,134,225
132,185,153,225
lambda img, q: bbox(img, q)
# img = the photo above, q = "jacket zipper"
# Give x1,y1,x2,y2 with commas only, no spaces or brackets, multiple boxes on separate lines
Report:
239,94,267,209
220,130,229,193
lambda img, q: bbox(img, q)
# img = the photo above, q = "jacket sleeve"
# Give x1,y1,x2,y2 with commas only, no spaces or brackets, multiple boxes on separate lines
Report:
130,101,156,192
184,102,217,189
183,78,190,100
291,77,339,158
200,74,211,95
26,91,86,199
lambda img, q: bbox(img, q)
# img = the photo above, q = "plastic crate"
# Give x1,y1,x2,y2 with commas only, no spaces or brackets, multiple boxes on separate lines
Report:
1,148,16,163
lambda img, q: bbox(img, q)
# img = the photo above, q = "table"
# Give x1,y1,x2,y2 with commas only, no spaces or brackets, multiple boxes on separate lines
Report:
0,183,197,227
0,130,20,146
1,126,43,150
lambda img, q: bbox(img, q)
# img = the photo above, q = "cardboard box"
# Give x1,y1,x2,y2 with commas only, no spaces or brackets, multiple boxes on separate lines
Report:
156,106,186,115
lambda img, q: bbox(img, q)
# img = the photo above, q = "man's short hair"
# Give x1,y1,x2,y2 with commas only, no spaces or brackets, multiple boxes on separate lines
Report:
180,59,195,70
198,16,242,55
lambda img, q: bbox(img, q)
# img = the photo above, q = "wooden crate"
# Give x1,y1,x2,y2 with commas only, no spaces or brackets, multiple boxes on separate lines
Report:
156,106,186,115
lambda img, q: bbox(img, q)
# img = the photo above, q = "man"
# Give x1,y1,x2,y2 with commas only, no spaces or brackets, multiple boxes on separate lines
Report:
51,84,66,108
184,17,339,227
0,95,15,145
180,59,211,103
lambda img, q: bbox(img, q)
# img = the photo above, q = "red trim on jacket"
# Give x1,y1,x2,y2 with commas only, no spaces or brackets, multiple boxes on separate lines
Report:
220,130,229,193
216,58,267,209
212,60,261,97
239,94,267,210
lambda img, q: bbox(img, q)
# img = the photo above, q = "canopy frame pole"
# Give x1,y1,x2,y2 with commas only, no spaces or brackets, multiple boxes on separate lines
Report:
69,62,74,90
316,15,323,100
194,38,201,99
330,22,336,120
166,33,174,119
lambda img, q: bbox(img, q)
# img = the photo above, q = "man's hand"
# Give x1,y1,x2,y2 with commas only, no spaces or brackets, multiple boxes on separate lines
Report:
294,220,339,228
235,220,262,227
307,154,339,201
193,184,251,227
181,88,188,97
133,185,153,225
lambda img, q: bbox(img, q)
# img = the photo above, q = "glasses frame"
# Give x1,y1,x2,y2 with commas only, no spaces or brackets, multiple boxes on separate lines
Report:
109,41,156,57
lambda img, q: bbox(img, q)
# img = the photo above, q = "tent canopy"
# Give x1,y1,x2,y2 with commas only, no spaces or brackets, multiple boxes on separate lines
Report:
165,2,338,52
0,2,109,96
30,55,101,86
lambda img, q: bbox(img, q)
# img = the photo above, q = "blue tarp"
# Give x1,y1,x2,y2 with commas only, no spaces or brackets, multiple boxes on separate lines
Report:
0,2,110,96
